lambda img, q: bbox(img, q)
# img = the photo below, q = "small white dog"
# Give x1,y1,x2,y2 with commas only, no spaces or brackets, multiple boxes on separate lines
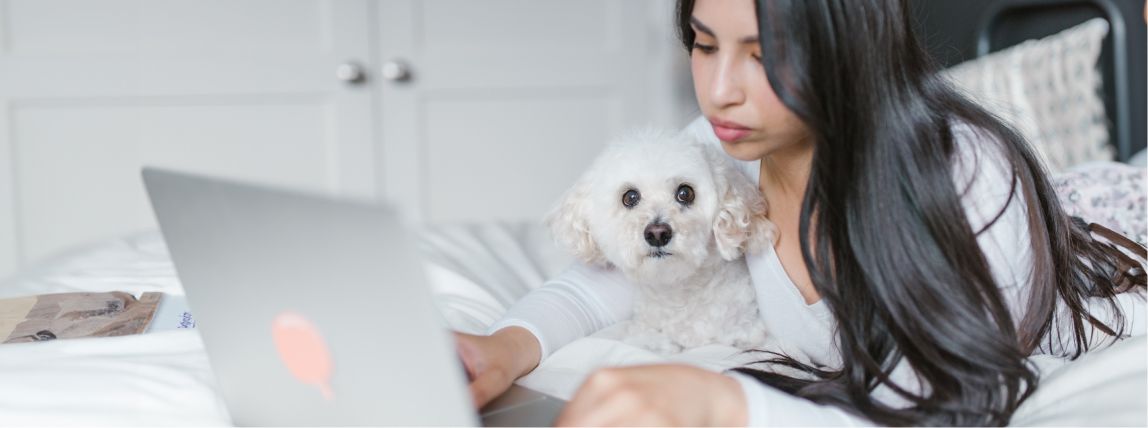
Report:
547,129,777,353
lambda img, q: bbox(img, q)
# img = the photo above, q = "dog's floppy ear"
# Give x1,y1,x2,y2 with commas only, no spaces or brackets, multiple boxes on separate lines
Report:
546,181,608,266
703,145,778,260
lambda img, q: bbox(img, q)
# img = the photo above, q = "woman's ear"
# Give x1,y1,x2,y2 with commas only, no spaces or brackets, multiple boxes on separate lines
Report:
546,181,608,266
704,146,778,260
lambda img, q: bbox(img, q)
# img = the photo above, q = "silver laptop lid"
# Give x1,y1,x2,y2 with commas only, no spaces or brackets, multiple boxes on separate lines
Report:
143,167,476,426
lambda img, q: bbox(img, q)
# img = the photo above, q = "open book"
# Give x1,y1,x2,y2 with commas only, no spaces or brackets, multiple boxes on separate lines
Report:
0,291,197,344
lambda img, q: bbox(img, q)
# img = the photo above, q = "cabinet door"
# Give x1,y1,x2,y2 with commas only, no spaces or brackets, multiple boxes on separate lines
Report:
377,0,687,224
0,0,375,276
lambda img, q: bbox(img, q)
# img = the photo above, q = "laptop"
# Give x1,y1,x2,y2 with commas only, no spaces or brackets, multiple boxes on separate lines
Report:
142,167,565,426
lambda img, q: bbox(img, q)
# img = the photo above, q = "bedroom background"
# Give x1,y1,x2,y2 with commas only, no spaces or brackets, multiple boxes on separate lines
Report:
0,0,703,280
0,0,1145,280
0,1,1144,426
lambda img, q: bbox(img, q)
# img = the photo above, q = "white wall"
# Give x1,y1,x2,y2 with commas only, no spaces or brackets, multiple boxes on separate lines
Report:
0,0,696,279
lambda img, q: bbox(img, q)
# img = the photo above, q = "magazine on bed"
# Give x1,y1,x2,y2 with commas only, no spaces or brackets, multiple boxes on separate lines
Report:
0,291,197,344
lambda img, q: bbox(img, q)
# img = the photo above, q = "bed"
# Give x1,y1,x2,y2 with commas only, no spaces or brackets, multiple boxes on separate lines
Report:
0,219,1144,426
1,2,1145,426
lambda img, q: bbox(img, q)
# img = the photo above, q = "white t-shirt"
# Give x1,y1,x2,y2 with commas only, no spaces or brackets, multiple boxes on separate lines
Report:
487,117,1147,426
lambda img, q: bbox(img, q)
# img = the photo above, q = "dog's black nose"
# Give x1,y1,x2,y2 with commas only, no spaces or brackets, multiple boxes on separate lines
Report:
644,223,673,247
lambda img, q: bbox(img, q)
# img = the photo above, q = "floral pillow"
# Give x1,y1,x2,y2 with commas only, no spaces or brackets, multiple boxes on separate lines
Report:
1053,162,1146,247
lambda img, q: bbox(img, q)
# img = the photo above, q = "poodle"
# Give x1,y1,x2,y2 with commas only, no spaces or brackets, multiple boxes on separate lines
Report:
546,129,777,353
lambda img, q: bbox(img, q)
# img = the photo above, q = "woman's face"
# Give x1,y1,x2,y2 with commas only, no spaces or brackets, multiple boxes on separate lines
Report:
689,0,809,161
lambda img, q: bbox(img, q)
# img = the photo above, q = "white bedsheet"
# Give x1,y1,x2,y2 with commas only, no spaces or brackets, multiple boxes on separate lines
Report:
0,227,1144,426
0,330,227,426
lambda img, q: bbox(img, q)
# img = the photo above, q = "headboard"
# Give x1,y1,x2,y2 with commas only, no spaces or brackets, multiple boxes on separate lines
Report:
911,0,1147,162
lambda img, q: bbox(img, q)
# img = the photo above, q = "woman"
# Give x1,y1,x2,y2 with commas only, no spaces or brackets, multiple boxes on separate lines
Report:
455,0,1146,425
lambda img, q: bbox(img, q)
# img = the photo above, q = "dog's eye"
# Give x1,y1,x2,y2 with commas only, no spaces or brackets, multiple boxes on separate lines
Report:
675,184,695,205
622,189,641,208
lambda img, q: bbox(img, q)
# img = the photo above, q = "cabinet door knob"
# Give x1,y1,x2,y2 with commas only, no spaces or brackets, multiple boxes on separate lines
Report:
336,62,366,84
381,60,412,82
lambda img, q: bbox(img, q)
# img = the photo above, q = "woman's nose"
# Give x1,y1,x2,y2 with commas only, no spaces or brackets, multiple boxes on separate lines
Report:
709,58,745,108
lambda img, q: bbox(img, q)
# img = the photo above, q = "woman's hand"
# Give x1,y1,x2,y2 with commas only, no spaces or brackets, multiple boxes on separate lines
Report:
454,327,541,408
554,364,748,426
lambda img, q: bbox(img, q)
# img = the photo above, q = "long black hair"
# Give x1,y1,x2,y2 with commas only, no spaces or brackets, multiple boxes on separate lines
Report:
677,0,1146,425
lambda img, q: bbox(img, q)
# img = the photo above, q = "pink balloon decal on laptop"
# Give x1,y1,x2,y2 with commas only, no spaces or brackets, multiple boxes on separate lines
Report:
271,311,334,401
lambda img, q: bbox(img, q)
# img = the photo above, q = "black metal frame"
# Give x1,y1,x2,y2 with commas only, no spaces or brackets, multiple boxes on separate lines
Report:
912,0,1146,161
975,0,1134,160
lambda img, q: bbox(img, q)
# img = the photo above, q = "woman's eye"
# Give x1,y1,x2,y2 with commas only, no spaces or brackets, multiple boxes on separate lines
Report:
675,184,695,205
692,42,716,54
622,189,641,208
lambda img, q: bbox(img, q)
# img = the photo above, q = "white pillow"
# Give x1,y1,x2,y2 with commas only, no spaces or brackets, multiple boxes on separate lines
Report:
944,18,1113,172
418,221,573,334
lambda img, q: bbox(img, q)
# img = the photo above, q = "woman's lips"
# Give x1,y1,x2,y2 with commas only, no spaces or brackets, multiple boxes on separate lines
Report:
708,118,752,142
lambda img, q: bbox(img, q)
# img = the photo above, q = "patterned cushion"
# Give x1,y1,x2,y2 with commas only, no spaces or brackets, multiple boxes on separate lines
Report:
945,18,1112,172
1053,162,1146,247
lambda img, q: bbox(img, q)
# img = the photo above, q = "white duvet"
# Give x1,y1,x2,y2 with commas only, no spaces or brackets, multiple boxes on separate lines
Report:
0,227,1144,426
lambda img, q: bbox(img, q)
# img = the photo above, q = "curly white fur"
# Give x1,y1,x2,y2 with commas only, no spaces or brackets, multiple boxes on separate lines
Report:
546,129,777,353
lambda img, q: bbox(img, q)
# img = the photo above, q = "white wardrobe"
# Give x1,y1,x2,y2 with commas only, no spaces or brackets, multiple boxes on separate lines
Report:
0,0,694,278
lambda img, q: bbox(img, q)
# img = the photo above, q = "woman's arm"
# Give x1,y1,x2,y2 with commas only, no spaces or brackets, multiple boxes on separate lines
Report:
486,261,635,362
553,364,872,426
730,372,872,426
459,262,634,407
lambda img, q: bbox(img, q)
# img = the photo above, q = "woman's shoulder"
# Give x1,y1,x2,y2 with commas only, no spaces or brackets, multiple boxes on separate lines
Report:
681,116,761,184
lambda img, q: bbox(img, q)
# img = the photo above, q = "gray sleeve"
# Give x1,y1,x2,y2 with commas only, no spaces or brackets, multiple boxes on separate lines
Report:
485,262,635,361
730,372,873,426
